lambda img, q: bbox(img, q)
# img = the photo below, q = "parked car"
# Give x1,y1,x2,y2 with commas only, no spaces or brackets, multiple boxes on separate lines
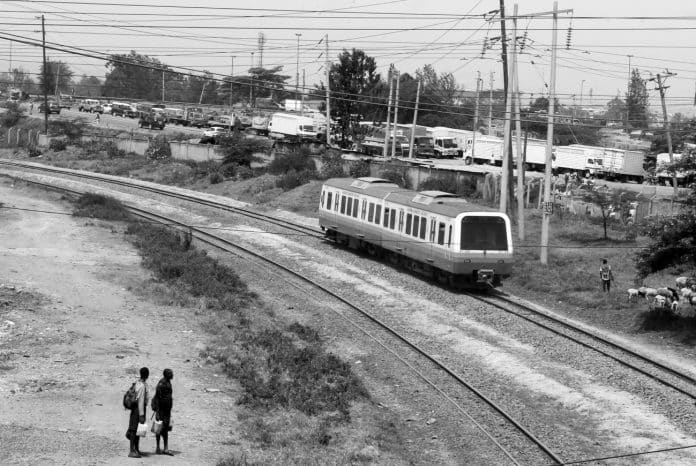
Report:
138,110,166,130
111,102,136,118
38,101,61,114
78,99,102,113
200,126,229,144
101,103,113,114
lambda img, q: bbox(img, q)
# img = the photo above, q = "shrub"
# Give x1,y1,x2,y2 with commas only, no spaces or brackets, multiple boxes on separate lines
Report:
320,151,346,179
418,174,479,198
236,165,254,180
218,131,270,167
49,120,84,142
27,145,42,158
275,169,315,191
72,193,130,220
267,149,316,175
0,102,25,128
209,170,224,184
105,141,126,158
348,159,371,178
145,135,171,160
48,138,67,152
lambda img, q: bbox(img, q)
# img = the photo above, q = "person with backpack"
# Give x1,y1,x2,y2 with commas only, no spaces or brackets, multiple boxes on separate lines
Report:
600,258,614,292
151,368,174,455
125,367,149,458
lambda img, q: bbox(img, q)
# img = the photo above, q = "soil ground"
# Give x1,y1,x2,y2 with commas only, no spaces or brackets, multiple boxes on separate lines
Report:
0,179,240,464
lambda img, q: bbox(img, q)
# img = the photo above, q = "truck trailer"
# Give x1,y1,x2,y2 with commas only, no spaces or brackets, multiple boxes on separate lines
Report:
268,113,318,141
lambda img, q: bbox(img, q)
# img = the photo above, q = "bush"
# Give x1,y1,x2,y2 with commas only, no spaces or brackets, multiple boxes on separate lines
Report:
267,149,317,175
236,165,254,180
0,102,25,128
145,135,171,160
418,174,479,198
48,138,67,152
209,170,224,184
320,151,346,179
218,131,270,167
105,141,126,158
27,145,42,158
275,169,315,191
49,120,84,142
72,193,130,220
348,159,371,178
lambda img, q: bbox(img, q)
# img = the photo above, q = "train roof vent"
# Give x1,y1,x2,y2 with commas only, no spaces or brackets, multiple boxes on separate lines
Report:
413,191,466,205
350,177,397,189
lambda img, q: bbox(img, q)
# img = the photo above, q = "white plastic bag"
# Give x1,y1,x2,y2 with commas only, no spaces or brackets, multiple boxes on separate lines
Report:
136,422,148,437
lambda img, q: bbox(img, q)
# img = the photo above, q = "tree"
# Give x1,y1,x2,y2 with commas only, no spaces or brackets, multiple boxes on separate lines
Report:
581,187,640,240
329,49,381,145
413,64,470,128
73,75,103,97
605,94,626,123
635,153,696,277
103,51,168,100
217,130,271,167
39,60,73,96
626,68,649,129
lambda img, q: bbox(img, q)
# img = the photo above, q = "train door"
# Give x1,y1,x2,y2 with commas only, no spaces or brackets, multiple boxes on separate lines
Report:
424,216,437,266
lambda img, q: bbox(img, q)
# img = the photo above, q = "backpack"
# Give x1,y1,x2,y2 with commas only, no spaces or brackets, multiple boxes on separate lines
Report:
123,383,138,410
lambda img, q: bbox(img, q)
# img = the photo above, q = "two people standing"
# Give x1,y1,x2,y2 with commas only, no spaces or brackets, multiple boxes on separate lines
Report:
125,367,175,458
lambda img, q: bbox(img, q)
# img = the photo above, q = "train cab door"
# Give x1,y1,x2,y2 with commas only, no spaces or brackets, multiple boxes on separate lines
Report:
423,216,437,267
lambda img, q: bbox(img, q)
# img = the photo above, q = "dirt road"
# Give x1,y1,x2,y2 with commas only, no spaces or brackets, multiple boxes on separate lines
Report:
0,179,238,465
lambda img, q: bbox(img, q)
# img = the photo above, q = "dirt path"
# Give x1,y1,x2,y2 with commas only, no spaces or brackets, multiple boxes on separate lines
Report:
0,179,238,465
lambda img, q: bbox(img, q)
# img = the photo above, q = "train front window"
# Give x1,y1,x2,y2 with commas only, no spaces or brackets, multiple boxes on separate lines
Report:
460,216,508,250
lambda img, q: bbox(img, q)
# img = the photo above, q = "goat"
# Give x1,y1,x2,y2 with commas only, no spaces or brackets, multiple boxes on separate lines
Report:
653,295,668,310
644,288,658,301
627,288,640,302
638,286,648,297
676,276,689,288
671,299,680,312
667,287,680,302
680,287,693,302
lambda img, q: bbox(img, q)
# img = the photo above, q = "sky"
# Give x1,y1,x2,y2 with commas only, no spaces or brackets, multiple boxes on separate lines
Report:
1,0,696,115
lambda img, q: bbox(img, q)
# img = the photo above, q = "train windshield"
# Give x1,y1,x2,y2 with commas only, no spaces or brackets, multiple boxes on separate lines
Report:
460,216,508,251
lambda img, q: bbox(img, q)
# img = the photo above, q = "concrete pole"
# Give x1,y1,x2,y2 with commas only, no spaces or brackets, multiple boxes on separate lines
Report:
295,33,301,107
391,71,400,158
656,73,679,197
383,67,394,158
472,71,481,162
540,1,559,265
408,80,421,159
500,10,514,214
325,35,331,146
41,15,48,135
489,71,494,135
513,4,525,240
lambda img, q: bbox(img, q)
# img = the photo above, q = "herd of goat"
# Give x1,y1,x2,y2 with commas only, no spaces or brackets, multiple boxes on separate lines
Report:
627,276,696,311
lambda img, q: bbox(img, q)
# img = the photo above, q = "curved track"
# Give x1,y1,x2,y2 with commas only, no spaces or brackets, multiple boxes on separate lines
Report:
6,175,564,465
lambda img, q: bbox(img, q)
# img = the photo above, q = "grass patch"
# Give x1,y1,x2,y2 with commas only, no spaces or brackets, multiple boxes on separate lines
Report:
72,193,130,221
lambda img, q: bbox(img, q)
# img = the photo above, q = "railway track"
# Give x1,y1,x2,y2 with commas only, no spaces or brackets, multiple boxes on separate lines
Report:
5,160,696,462
474,291,696,402
6,175,564,465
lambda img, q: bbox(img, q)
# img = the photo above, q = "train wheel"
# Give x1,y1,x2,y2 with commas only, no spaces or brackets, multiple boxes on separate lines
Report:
387,252,400,265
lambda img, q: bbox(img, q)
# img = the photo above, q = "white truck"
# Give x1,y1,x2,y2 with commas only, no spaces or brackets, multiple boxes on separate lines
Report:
597,148,645,183
268,113,318,141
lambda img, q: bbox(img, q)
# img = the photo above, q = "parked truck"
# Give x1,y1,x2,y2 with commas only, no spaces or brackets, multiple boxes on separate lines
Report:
594,147,645,183
268,113,318,141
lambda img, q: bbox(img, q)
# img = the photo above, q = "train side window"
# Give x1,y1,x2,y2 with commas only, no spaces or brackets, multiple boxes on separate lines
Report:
429,220,436,242
447,225,452,247
412,215,420,237
361,200,367,220
334,193,339,211
437,222,446,245
340,195,346,214
321,191,325,208
398,211,404,231
419,218,427,240
326,192,332,210
346,197,353,216
405,214,412,235
389,209,396,229
375,205,382,224
368,203,375,222
353,198,359,218
383,207,390,227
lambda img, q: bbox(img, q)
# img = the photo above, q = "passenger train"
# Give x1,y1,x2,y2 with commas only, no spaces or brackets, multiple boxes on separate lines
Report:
318,177,514,288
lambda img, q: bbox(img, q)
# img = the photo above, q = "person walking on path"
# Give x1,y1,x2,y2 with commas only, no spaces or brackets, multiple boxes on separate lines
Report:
95,113,100,125
600,258,614,292
152,368,174,456
126,367,149,458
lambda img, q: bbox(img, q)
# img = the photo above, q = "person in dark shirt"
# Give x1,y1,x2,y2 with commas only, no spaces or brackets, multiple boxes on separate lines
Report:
152,368,174,455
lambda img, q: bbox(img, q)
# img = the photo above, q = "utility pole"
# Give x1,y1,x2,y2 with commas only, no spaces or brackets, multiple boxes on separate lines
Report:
41,15,48,134
512,4,525,240
472,71,481,162
161,70,165,102
499,0,513,215
408,80,421,159
488,71,494,135
250,52,254,107
229,55,235,110
295,33,301,109
325,34,331,146
579,79,585,111
383,66,394,158
301,68,305,117
391,70,400,158
653,71,679,196
55,63,60,97
540,2,572,264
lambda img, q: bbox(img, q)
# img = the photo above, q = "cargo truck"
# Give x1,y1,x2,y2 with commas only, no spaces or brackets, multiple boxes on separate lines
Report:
268,113,318,141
